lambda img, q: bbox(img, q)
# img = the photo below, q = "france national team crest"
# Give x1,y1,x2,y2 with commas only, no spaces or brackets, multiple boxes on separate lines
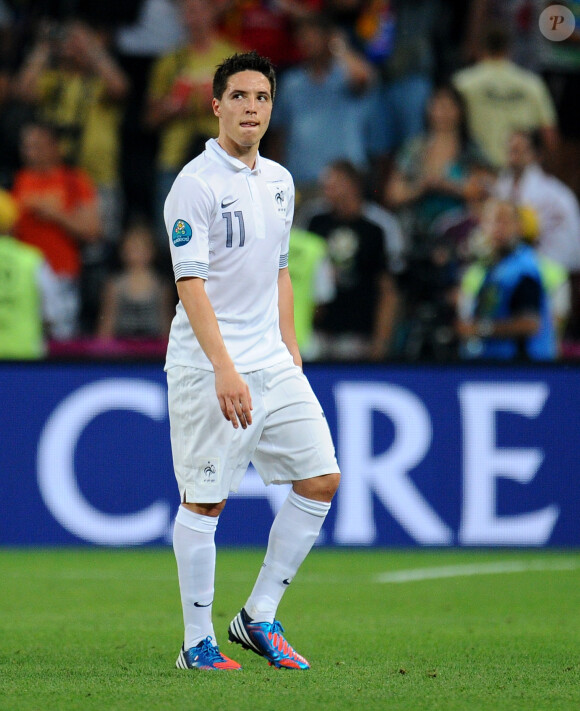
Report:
172,219,192,246
266,181,288,216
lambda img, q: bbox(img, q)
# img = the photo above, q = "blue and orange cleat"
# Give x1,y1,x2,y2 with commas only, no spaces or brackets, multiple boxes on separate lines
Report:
176,636,242,670
228,608,310,670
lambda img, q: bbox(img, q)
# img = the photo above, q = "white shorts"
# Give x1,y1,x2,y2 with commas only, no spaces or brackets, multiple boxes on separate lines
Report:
166,360,340,503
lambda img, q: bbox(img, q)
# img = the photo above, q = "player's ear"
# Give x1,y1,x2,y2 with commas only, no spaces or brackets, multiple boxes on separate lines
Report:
212,97,221,118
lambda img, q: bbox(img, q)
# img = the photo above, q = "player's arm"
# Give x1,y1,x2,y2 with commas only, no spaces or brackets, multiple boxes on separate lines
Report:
278,267,302,369
176,276,252,429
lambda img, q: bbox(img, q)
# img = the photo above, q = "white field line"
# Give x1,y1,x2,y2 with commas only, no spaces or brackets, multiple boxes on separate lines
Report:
375,559,580,584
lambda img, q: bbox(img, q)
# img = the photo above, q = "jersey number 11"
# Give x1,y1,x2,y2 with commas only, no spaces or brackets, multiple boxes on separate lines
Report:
222,211,246,248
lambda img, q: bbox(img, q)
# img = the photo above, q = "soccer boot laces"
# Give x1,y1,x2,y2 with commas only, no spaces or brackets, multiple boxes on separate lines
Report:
228,608,310,670
176,636,242,670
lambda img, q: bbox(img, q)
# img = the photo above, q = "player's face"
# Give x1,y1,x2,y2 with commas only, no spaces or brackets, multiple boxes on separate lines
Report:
212,71,272,151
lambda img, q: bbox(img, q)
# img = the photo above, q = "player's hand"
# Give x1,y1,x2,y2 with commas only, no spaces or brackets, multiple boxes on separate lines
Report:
214,366,253,429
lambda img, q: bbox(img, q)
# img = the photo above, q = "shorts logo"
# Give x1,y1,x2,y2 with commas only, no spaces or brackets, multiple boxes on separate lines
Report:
172,219,192,246
203,461,217,483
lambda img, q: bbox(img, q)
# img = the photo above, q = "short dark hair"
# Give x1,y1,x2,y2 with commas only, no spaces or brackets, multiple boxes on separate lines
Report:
21,119,61,141
428,82,471,149
326,159,364,193
213,51,277,101
482,23,512,55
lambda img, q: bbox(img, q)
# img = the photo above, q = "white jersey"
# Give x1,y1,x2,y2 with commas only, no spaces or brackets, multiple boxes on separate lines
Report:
164,139,295,372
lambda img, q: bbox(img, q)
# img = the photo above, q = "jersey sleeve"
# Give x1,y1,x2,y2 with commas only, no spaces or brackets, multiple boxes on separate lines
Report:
164,173,214,282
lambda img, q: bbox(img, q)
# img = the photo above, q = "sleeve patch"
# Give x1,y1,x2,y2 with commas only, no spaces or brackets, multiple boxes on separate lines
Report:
172,219,193,246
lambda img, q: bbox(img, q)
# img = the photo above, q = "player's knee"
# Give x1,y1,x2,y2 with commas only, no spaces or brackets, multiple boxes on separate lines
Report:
324,472,341,499
182,500,227,517
293,472,340,503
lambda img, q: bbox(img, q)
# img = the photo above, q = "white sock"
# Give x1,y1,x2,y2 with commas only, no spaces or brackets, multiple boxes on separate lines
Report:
173,506,218,649
245,489,331,623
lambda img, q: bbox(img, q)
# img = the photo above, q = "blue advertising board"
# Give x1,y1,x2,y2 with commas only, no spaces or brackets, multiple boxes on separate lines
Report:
0,361,578,547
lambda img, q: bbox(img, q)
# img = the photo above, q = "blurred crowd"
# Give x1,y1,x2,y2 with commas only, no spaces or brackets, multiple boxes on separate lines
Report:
1,0,580,362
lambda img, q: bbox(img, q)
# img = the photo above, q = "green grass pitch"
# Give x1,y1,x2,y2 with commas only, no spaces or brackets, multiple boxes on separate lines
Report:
1,547,579,711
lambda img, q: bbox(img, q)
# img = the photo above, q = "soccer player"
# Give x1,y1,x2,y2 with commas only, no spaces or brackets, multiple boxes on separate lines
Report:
164,51,341,671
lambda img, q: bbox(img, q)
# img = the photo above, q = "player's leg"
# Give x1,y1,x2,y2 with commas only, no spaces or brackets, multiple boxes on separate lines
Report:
242,474,339,625
168,366,263,670
228,362,340,669
173,500,244,669
174,503,223,651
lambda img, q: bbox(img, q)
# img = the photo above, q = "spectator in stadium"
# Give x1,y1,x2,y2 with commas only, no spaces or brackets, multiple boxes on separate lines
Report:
297,169,408,277
494,129,580,273
355,0,454,165
384,83,485,259
144,0,241,261
11,121,102,340
268,13,376,202
460,203,571,357
452,23,558,170
14,17,129,244
456,198,556,360
494,128,580,340
13,17,130,333
462,0,544,70
97,217,174,342
165,51,340,672
305,159,398,360
0,187,61,359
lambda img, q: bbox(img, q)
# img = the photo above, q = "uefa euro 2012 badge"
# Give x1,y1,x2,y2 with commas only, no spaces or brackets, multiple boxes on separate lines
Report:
172,219,192,246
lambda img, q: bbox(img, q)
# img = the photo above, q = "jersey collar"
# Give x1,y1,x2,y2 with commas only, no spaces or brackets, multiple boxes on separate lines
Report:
206,138,261,175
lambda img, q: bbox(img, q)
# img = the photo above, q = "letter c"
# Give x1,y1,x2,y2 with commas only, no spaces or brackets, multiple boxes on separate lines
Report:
37,379,171,545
